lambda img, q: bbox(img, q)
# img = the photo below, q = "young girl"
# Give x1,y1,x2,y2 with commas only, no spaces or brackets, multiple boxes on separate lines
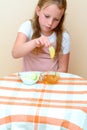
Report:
12,0,70,72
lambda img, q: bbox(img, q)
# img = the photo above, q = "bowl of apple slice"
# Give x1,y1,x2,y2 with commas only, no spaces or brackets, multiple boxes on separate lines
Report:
19,71,40,85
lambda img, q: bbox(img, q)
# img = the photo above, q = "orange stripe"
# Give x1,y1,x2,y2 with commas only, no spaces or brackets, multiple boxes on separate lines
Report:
58,81,87,85
59,77,85,80
38,82,87,85
8,74,18,76
0,86,87,95
0,96,87,104
0,77,83,81
34,85,47,130
38,80,87,85
0,77,87,85
0,115,82,130
6,73,87,81
0,101,87,113
60,77,87,80
0,78,22,82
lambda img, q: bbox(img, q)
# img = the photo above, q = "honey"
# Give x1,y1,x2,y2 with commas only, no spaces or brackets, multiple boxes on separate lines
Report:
41,74,60,84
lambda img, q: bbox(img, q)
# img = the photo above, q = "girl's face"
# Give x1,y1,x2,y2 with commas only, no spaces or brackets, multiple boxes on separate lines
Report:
36,4,64,36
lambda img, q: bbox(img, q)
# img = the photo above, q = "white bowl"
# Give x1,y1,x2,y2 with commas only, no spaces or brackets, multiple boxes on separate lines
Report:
19,71,40,85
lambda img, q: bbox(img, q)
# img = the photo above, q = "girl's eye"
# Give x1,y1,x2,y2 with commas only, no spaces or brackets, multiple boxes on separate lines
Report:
54,18,59,21
44,14,49,18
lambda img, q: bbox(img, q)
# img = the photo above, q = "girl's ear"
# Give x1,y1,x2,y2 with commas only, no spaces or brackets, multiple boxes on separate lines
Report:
36,6,41,16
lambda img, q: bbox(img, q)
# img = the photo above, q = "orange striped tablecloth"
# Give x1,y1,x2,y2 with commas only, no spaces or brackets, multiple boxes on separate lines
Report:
0,72,87,130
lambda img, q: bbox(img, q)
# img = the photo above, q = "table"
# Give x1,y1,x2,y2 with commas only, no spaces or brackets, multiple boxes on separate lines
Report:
0,72,87,130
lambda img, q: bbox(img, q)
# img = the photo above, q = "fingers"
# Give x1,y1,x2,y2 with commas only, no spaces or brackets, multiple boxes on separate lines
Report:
35,36,51,47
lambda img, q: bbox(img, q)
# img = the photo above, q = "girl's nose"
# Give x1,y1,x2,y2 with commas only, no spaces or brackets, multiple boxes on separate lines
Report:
48,19,53,26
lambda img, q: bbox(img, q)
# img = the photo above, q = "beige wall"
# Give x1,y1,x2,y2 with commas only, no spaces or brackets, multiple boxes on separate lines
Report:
0,0,87,78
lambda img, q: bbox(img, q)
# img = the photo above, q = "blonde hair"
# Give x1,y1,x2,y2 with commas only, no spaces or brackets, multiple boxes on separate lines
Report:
31,0,67,54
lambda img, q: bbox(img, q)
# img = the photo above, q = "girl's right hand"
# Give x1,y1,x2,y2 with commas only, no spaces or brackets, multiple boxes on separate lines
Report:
12,33,51,58
35,35,51,48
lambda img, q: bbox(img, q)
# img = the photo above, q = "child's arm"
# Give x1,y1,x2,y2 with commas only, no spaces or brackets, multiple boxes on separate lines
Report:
57,53,70,73
12,32,50,58
12,32,36,58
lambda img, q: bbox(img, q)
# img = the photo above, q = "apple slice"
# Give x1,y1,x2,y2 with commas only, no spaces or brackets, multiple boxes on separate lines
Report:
49,46,55,59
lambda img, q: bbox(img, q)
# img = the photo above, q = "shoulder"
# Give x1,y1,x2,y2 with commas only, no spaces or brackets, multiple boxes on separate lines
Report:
61,31,70,54
18,20,33,38
62,31,70,46
62,31,70,41
19,20,32,30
